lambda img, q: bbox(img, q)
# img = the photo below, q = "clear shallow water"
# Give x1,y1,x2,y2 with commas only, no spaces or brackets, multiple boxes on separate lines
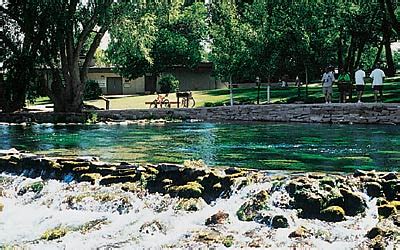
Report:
0,122,399,172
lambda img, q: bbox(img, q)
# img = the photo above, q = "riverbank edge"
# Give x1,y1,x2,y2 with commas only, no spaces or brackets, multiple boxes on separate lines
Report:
0,103,399,125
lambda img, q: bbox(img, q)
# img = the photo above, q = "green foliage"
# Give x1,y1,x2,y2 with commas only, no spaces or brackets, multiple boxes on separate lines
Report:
84,80,103,100
86,112,99,124
107,2,208,80
158,74,180,94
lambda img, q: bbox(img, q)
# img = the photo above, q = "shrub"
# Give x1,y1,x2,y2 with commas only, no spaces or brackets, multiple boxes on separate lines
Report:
158,74,180,94
84,80,103,100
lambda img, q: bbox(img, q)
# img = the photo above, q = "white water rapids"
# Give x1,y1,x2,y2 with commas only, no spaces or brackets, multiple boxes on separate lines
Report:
0,173,385,249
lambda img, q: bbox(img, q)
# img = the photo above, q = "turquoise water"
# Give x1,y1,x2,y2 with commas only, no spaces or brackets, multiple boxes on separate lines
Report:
0,122,399,172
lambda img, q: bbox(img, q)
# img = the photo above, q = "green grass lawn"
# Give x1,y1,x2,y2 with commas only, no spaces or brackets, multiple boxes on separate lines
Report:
33,80,400,110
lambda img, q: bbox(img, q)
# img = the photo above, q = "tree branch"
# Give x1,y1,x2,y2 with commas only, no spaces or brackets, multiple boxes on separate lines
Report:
80,25,108,83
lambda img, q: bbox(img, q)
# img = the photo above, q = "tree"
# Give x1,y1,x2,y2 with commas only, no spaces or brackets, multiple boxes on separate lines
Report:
107,2,208,81
41,1,114,112
2,0,116,113
1,0,51,112
209,2,257,105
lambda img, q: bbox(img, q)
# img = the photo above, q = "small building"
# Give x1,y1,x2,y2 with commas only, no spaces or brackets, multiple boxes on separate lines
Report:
88,62,223,95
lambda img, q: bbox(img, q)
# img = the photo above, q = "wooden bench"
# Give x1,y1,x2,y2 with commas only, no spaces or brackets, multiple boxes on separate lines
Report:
145,101,179,108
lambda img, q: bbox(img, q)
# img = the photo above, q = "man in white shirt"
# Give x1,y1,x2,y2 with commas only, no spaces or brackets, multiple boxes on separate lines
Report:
354,65,366,103
321,66,335,104
369,65,386,103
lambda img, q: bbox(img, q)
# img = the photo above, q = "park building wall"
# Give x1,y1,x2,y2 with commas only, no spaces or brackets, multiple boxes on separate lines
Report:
86,62,223,95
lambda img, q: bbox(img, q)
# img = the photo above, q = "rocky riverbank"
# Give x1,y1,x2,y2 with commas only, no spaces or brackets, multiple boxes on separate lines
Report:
0,149,399,248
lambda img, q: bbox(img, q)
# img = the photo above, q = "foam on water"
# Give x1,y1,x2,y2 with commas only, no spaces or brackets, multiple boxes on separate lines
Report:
0,173,385,248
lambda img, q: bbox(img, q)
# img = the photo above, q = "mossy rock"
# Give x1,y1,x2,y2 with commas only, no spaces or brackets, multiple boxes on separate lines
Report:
223,235,234,247
78,218,108,234
378,204,397,218
168,182,204,198
381,180,400,201
205,211,229,225
145,166,159,175
72,166,91,174
292,190,324,219
139,220,167,235
320,206,345,222
271,215,289,228
41,227,68,240
17,181,44,196
381,172,398,181
340,189,366,216
174,198,206,211
366,227,386,239
288,226,310,238
79,173,102,184
389,200,400,210
161,179,173,186
285,178,313,196
376,198,389,206
365,182,383,198
320,177,336,187
237,190,269,221
324,188,344,208
99,175,136,186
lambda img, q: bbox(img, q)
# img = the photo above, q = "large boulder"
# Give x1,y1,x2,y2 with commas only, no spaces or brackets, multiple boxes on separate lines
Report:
292,190,324,219
340,189,366,216
365,182,383,198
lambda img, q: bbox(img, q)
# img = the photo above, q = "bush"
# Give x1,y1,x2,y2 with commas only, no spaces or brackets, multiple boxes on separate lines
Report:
84,80,103,100
158,74,180,94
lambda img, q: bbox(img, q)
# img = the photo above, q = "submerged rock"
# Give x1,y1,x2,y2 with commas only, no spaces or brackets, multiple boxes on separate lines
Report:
139,220,167,235
366,227,386,239
175,198,206,211
271,215,289,228
17,181,44,196
288,226,311,238
237,190,269,221
41,227,68,241
205,211,230,226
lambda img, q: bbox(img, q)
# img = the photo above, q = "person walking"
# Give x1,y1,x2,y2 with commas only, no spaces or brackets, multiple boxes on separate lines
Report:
321,66,335,104
337,68,351,103
369,65,385,103
354,65,366,103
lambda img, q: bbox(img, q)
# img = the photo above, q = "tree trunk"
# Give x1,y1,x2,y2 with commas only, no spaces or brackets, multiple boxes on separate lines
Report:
373,41,384,67
337,30,344,71
3,56,32,112
382,0,396,76
384,38,395,76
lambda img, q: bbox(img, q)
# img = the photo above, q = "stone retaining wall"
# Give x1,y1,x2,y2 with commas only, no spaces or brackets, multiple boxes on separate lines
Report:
0,104,399,124
97,103,400,125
